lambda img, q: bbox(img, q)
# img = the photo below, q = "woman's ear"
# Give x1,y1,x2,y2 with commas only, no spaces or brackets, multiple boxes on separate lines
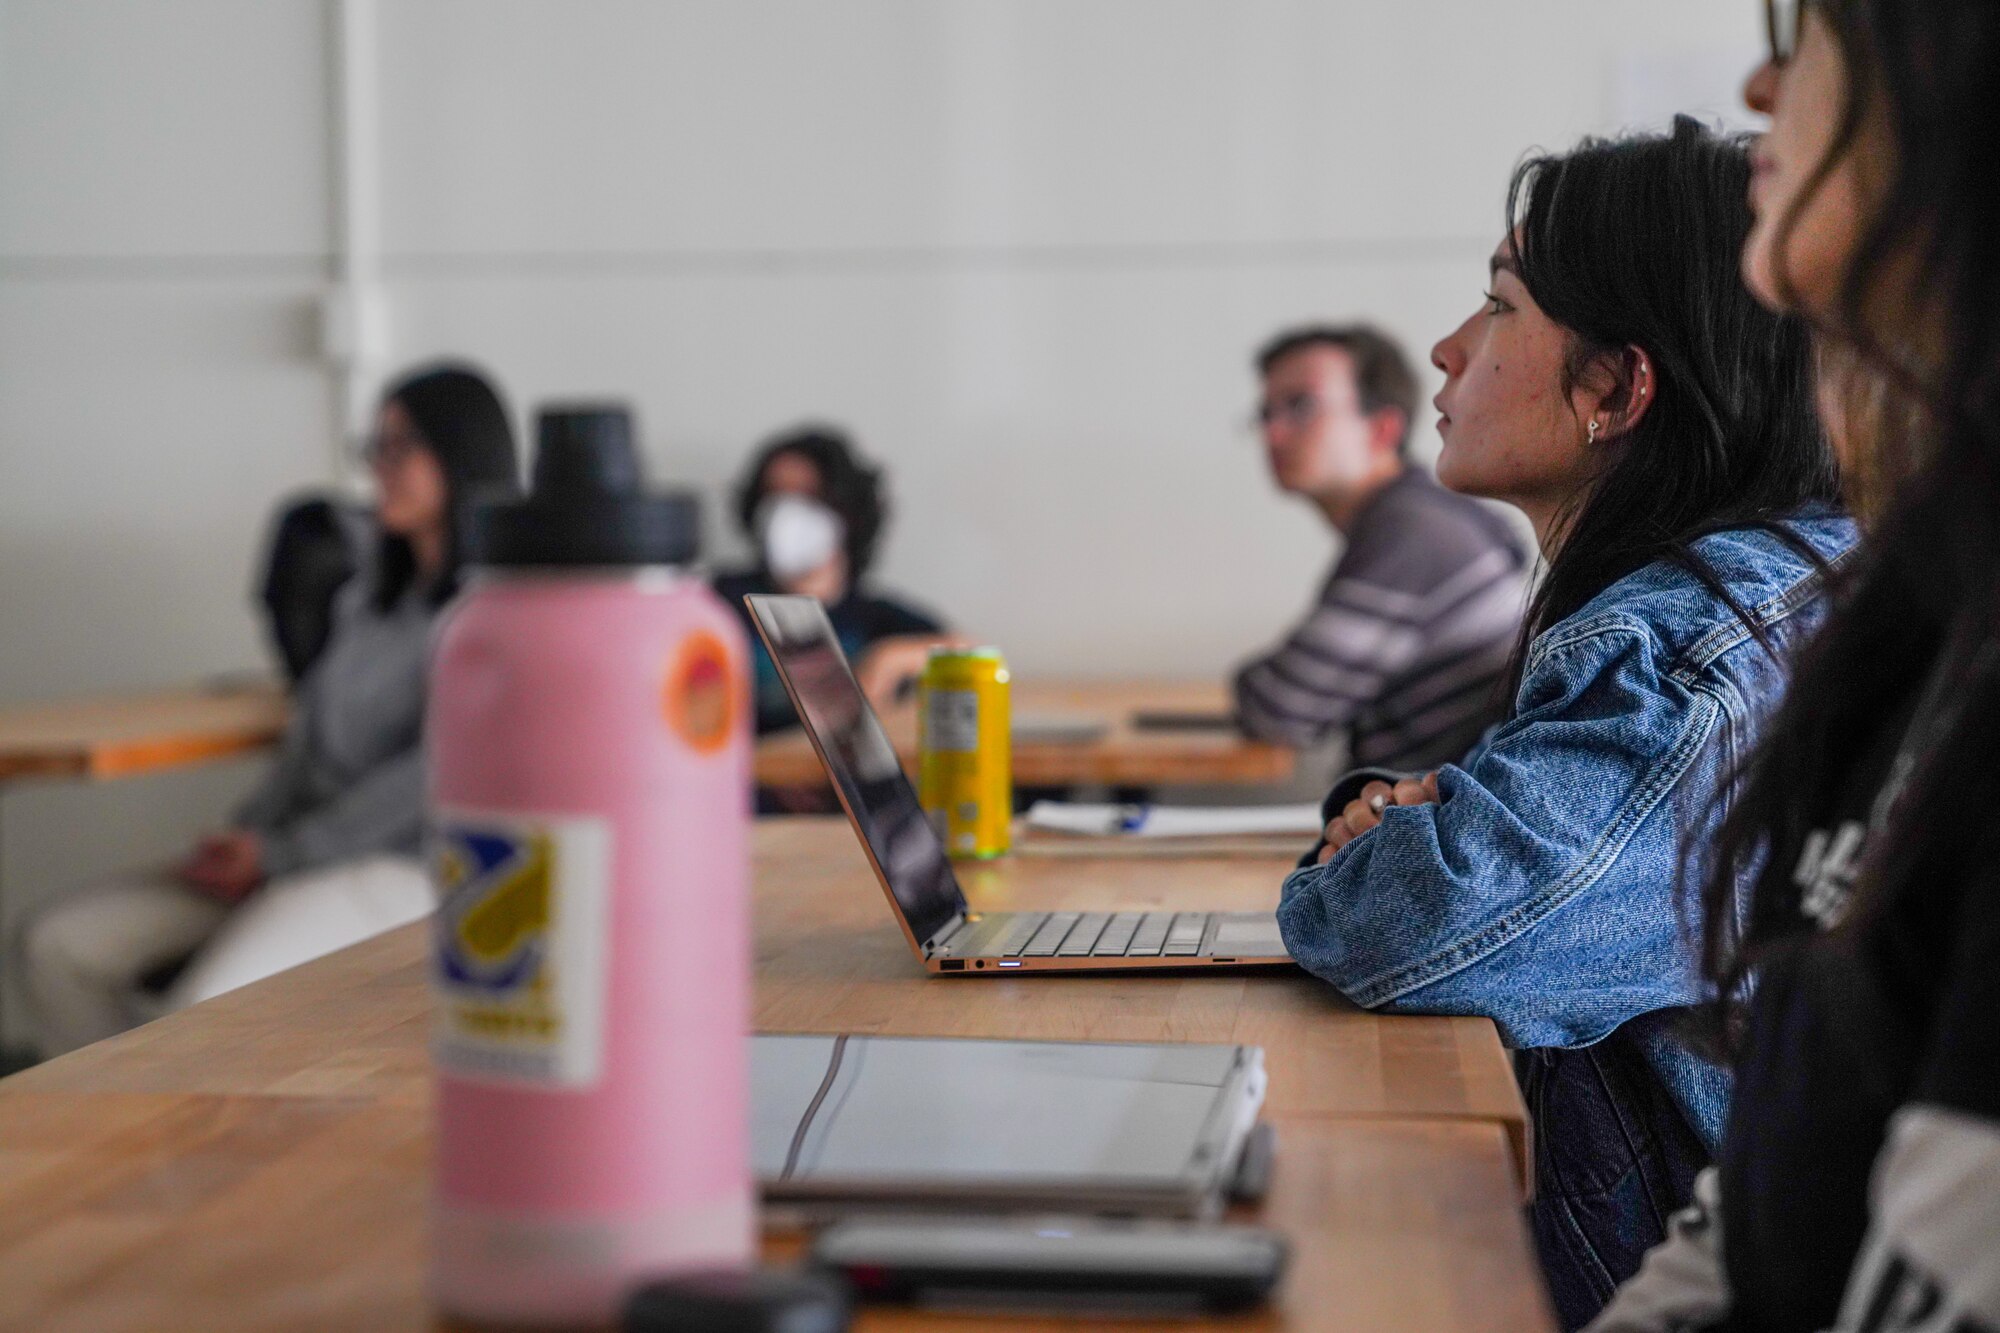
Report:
1580,344,1658,445
1367,406,1410,460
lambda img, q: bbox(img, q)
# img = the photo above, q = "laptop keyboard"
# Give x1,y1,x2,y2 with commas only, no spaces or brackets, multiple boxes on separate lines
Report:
941,911,1210,960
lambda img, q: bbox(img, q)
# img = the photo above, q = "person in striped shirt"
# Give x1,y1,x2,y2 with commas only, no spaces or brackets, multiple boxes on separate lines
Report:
1233,324,1530,770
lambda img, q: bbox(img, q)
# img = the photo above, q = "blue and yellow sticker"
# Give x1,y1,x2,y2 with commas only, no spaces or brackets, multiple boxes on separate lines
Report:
431,812,611,1088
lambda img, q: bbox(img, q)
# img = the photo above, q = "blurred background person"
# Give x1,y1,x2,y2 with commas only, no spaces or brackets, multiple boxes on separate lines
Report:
1232,324,1529,769
16,364,520,1057
1813,337,1928,529
715,425,956,734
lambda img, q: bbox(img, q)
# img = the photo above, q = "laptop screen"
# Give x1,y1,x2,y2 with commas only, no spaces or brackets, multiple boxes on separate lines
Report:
745,595,966,947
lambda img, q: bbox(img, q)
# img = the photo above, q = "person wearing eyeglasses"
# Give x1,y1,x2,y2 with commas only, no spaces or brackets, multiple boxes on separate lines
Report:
1589,1,2000,1329
16,364,520,1058
1232,324,1529,770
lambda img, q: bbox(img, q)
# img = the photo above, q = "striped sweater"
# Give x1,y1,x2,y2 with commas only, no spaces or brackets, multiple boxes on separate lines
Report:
1233,469,1529,770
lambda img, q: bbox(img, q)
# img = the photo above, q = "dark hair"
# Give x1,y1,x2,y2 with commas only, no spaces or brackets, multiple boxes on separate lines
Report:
260,495,363,683
373,363,520,610
1255,324,1421,456
1699,3,2000,1029
732,426,889,581
1503,117,1838,688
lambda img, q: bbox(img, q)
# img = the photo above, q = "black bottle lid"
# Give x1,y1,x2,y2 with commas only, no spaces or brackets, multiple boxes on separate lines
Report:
470,404,701,567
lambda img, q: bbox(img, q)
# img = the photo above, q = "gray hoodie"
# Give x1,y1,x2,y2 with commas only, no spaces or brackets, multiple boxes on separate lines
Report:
233,575,434,878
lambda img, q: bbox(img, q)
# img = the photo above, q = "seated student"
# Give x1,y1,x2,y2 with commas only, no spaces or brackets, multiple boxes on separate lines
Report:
1277,119,1853,1329
1233,324,1529,769
1594,4,2000,1329
714,426,953,734
18,364,519,1057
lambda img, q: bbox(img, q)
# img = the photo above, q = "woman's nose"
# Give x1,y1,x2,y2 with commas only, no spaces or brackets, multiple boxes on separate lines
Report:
1743,60,1778,115
1431,331,1462,379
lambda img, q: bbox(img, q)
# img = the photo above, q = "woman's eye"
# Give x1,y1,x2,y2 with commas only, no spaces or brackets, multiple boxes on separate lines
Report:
1483,291,1510,316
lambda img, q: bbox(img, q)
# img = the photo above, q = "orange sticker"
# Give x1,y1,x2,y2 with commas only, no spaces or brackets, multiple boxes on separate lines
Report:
665,631,741,754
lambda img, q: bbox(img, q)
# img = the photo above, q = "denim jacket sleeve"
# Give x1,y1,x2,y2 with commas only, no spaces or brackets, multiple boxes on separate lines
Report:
1277,614,1720,1049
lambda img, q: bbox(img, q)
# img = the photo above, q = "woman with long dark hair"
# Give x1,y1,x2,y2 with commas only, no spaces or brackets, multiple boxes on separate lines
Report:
1592,3,2000,1328
1278,118,1852,1327
19,364,519,1056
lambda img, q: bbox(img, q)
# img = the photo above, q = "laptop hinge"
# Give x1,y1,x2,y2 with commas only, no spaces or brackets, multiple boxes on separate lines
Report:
922,912,972,958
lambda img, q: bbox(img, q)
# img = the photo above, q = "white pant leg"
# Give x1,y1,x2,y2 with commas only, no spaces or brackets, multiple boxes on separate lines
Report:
17,870,231,1057
163,854,433,1010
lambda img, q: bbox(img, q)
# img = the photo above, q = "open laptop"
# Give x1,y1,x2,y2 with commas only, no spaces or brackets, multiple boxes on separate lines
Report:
745,593,1294,975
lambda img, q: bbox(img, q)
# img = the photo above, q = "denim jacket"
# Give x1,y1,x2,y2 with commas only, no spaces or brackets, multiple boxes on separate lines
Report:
1277,513,1856,1328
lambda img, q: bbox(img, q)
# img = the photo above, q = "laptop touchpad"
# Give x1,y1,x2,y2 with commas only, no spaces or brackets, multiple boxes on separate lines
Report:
1209,915,1286,957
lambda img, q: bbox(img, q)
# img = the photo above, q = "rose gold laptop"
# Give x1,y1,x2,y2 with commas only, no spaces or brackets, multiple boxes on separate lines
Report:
745,594,1294,975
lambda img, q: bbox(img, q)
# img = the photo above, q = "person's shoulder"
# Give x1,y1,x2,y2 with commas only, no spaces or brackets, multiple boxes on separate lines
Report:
1557,511,1859,669
306,562,428,688
1686,512,1858,592
329,555,389,625
710,567,769,603
845,585,945,637
1343,470,1527,590
326,536,408,624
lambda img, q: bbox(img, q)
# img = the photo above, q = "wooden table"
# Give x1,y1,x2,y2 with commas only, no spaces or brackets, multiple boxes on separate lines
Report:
757,679,1296,789
0,820,1551,1332
755,822,1531,1170
0,682,292,1066
0,683,288,784
0,679,1284,792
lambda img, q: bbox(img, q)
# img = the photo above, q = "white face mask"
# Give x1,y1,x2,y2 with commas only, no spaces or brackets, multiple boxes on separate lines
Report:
756,494,846,583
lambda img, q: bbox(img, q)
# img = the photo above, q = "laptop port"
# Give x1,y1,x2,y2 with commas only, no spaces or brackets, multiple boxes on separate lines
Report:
939,960,966,971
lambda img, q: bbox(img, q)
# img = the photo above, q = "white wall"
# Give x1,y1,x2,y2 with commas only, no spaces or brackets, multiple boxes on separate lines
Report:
371,0,1762,672
0,1,337,1041
0,0,1763,1034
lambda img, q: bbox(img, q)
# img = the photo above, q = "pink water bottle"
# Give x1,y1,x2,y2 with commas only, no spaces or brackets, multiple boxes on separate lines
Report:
426,406,754,1324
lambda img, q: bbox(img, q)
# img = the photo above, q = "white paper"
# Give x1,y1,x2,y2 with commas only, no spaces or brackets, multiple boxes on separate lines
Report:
1024,801,1324,839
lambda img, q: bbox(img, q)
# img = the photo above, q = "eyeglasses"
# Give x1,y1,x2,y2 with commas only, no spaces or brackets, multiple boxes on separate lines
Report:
1251,393,1328,433
355,429,426,470
1765,0,1804,66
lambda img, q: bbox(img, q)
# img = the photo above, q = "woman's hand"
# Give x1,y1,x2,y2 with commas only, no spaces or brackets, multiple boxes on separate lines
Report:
855,634,972,712
1315,771,1441,864
180,830,267,903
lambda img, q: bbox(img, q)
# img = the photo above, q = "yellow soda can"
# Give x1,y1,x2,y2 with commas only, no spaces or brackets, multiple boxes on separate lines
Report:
917,647,1012,858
